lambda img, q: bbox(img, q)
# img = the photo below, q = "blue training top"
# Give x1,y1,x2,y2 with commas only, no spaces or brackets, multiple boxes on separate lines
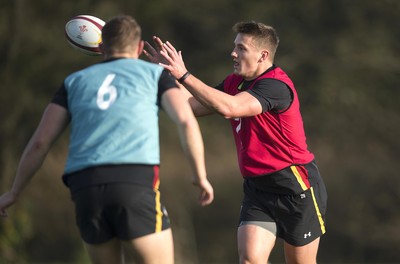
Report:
53,58,176,174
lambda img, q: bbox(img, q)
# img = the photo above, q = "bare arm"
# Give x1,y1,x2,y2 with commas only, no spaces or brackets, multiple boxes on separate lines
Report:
177,82,214,117
0,104,69,217
144,37,214,117
159,41,263,119
161,88,214,206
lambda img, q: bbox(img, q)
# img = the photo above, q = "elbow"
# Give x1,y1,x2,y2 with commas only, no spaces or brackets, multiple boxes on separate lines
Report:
29,136,52,155
176,110,198,129
219,111,236,120
216,105,239,120
180,115,198,129
221,113,234,120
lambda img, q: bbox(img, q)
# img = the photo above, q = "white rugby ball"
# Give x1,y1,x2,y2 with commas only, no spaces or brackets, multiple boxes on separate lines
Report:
65,15,105,56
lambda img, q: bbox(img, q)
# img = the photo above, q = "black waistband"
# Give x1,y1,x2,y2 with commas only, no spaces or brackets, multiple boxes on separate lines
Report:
63,164,158,193
244,160,320,195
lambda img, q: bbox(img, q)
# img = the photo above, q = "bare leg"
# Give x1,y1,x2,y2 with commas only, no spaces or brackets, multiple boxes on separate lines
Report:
84,238,124,264
124,228,174,264
237,224,276,264
284,237,320,264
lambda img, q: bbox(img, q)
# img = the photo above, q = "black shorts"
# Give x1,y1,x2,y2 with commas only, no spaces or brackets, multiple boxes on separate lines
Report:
239,161,327,246
71,183,171,244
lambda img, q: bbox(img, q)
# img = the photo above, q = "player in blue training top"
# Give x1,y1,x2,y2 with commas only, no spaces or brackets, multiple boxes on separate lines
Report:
0,15,214,264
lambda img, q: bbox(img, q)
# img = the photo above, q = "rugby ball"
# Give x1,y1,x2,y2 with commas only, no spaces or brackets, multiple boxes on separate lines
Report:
65,15,105,56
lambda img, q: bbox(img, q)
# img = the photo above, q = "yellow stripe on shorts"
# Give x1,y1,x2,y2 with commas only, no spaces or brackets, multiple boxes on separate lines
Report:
310,187,326,234
153,178,163,232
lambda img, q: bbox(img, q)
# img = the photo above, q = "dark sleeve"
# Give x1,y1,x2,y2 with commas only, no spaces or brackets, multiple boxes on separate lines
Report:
51,84,68,110
157,69,178,105
214,81,224,91
247,79,292,113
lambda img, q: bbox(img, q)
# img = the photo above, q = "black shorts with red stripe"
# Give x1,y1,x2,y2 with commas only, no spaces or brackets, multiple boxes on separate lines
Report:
239,160,327,246
64,164,171,244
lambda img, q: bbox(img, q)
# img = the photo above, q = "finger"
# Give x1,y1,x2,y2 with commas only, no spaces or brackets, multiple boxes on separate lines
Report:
165,44,184,65
142,49,152,59
161,43,172,53
152,36,162,44
201,196,212,206
162,44,180,62
160,50,173,63
162,42,174,52
153,36,164,49
199,192,207,206
165,41,177,52
158,62,173,73
144,41,157,55
199,190,213,206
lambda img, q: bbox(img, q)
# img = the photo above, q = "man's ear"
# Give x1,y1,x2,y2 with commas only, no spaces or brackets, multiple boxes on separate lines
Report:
259,50,269,62
137,40,145,56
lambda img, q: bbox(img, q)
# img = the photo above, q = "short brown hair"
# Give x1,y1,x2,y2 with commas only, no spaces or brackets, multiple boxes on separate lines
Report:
233,21,279,60
101,15,141,54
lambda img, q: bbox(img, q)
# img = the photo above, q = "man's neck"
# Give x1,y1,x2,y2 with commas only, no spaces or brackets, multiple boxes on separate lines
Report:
104,52,137,59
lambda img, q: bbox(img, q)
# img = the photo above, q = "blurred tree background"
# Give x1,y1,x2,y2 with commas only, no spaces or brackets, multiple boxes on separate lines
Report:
0,0,399,263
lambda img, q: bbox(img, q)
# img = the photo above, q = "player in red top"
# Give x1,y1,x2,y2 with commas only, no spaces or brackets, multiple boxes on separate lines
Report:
145,21,327,264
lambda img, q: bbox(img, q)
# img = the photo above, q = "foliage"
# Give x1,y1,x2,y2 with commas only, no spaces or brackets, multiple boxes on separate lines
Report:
0,0,399,263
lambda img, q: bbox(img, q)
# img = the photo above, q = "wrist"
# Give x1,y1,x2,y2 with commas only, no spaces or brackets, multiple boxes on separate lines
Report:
178,71,191,84
9,189,19,199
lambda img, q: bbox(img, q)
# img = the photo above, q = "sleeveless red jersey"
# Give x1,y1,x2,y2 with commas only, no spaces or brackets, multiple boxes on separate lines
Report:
223,67,314,177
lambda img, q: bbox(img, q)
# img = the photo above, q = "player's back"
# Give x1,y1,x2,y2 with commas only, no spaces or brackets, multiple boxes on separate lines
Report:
64,58,165,174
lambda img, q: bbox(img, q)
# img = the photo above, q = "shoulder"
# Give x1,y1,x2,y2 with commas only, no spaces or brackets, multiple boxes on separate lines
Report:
131,59,165,78
255,78,288,88
251,78,292,100
248,79,292,112
134,59,163,70
64,62,104,83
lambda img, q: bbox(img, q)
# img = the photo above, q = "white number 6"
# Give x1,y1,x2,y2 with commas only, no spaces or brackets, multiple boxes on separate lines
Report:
97,73,117,110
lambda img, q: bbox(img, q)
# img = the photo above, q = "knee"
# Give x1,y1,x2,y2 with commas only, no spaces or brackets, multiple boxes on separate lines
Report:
239,251,269,264
239,254,253,264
